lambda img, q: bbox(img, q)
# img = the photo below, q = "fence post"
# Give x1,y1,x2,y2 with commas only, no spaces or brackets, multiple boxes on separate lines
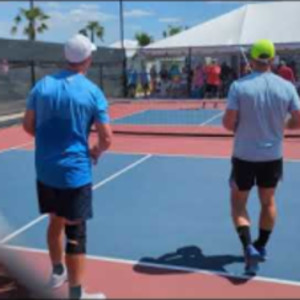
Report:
30,61,36,87
122,55,127,98
187,48,192,98
99,63,104,90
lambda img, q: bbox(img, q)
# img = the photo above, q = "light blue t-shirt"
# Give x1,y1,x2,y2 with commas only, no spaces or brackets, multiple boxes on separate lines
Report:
26,70,110,188
227,71,300,162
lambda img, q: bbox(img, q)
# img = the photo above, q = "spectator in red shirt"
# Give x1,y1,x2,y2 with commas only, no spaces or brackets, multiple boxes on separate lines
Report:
277,60,296,84
204,59,221,98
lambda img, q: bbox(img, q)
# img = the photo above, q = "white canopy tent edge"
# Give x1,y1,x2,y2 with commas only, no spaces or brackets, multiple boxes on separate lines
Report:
140,2,300,59
140,43,300,58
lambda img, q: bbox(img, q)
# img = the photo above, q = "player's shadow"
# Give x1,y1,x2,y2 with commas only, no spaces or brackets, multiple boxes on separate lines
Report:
133,245,250,285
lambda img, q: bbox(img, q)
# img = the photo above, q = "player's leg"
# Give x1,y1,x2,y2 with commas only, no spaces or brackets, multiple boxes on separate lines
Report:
253,188,276,261
47,214,65,277
229,158,261,275
254,159,283,260
65,219,87,299
61,184,105,299
36,181,67,288
230,158,253,247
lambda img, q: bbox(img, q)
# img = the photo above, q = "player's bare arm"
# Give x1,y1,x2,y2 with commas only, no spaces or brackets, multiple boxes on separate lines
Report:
285,110,300,129
23,109,35,137
90,122,113,164
223,109,238,132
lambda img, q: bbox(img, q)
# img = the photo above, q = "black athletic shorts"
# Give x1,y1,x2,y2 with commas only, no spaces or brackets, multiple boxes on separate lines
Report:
37,181,93,221
230,157,283,191
206,84,218,94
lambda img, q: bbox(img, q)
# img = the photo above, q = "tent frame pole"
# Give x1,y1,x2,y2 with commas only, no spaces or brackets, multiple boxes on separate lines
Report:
187,47,192,97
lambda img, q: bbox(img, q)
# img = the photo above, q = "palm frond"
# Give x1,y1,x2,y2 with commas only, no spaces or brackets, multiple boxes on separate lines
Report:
14,15,22,24
40,14,50,21
11,26,18,35
37,23,48,33
96,27,104,41
79,28,88,36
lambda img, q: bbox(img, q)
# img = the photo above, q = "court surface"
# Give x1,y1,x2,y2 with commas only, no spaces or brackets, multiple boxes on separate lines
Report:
112,109,223,126
1,116,300,298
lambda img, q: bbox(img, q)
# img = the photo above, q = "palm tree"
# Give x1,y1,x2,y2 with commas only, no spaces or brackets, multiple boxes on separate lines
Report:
79,21,104,43
11,7,50,41
135,32,153,47
163,25,184,38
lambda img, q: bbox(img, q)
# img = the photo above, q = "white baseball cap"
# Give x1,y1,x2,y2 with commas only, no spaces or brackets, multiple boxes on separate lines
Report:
64,34,97,63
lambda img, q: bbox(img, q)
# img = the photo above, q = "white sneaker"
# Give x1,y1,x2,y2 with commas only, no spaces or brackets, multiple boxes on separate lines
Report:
47,267,68,289
80,290,106,299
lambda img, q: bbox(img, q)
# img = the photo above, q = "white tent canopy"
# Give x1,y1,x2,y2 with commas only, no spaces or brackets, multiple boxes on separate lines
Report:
142,1,300,57
109,39,139,58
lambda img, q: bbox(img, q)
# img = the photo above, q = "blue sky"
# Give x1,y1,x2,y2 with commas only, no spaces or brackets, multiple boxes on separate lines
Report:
0,1,257,46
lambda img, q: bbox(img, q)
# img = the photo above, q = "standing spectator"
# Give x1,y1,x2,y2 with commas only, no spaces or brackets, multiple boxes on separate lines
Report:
180,66,189,98
220,62,233,98
127,66,138,98
150,65,158,97
288,60,298,81
192,63,205,99
277,60,296,84
169,64,181,98
159,64,170,98
204,58,221,98
140,65,149,98
0,59,9,75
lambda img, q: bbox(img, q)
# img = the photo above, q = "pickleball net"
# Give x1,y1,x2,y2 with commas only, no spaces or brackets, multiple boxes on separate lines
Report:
107,98,300,138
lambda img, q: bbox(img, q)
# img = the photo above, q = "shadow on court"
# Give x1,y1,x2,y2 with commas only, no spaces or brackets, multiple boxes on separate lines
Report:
133,246,250,285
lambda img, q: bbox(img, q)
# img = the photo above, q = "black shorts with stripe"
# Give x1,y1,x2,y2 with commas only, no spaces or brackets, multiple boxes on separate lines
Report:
37,181,93,221
230,157,283,191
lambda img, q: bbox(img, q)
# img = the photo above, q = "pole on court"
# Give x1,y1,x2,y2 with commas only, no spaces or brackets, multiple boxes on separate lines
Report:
119,0,127,97
29,0,36,87
187,47,192,97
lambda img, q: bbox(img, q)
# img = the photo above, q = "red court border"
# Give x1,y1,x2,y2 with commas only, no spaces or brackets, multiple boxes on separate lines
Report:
1,126,300,298
3,246,300,299
1,126,300,160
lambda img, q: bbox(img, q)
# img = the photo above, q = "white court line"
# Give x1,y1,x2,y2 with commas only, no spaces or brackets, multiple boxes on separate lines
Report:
5,146,300,164
3,244,300,288
0,112,24,122
113,108,224,126
0,141,33,155
0,154,152,244
108,150,300,163
0,107,146,155
0,215,48,245
112,109,148,122
92,154,151,190
199,111,224,126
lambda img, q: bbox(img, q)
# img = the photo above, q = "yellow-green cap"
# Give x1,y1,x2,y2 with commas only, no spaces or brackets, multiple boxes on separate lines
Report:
250,39,275,61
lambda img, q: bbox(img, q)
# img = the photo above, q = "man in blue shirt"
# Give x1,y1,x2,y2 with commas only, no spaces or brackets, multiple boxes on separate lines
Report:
223,39,300,275
23,34,112,299
127,66,138,98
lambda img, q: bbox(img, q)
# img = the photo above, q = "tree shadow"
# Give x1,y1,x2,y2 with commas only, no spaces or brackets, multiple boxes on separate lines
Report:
133,245,252,285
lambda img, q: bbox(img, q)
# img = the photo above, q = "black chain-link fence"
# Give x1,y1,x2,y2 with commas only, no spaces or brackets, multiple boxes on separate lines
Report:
0,38,125,117
0,59,124,117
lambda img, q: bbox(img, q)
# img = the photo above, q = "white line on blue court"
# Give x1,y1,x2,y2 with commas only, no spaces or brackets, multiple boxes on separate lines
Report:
112,109,148,121
0,112,23,122
3,244,300,288
0,154,152,244
199,111,224,126
0,141,33,155
108,150,300,163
